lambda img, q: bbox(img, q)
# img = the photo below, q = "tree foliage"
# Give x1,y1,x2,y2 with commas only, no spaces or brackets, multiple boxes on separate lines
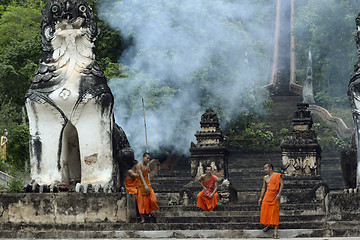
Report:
0,0,356,169
293,0,360,108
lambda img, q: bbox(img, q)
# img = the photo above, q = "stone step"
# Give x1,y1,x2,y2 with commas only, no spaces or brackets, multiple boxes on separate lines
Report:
151,182,190,189
330,214,360,221
0,221,329,231
229,158,282,165
152,187,186,193
152,184,190,189
0,228,348,239
130,215,327,224
230,179,324,189
151,152,344,192
156,203,324,212
155,210,325,218
228,169,265,174
151,177,192,182
153,211,327,220
154,170,191,177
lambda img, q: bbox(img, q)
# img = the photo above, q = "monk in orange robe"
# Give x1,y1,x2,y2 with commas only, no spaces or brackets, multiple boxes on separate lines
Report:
258,163,284,239
136,152,159,223
197,166,219,211
125,160,139,194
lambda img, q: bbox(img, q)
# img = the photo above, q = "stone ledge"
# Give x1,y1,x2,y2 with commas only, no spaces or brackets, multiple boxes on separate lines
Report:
0,229,332,239
328,191,360,214
0,192,136,224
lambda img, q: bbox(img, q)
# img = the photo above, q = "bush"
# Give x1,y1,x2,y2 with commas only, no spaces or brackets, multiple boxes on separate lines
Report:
227,122,280,152
6,124,29,171
312,121,347,154
6,175,23,193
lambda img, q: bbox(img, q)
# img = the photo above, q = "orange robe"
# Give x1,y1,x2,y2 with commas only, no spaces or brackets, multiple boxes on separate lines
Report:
196,175,219,211
125,177,138,195
136,166,159,214
260,172,283,226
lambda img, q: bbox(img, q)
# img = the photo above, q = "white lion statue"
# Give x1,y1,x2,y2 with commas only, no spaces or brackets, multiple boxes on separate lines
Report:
25,0,134,193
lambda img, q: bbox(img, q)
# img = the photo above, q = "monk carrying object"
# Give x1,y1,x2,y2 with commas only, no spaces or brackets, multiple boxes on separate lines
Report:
258,163,284,239
136,152,159,223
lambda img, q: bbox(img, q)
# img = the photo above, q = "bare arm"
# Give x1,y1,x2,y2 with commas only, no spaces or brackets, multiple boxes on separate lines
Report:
127,169,138,178
258,176,267,206
198,175,206,189
276,176,284,201
213,179,218,193
136,165,150,192
209,179,218,199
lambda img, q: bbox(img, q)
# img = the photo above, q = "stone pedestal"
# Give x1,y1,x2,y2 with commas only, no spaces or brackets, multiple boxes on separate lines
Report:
281,103,327,204
281,103,321,177
189,109,229,182
183,109,236,203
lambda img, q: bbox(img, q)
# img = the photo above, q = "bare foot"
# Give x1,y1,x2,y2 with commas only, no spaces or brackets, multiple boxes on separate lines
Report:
263,226,271,232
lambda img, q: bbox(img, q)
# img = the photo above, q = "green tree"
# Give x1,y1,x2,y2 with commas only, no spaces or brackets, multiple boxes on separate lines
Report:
0,4,42,106
294,0,360,108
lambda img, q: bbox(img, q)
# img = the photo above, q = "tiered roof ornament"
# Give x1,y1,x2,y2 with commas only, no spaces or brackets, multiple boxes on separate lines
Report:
302,48,315,104
192,109,224,147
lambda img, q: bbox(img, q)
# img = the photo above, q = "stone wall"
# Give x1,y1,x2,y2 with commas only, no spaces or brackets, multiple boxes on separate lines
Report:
0,192,136,224
327,191,360,215
0,171,12,186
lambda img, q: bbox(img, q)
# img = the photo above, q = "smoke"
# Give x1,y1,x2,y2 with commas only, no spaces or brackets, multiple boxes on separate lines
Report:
98,0,274,160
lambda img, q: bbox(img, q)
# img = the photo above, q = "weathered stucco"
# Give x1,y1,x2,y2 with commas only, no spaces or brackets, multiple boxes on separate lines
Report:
328,192,360,215
0,193,136,224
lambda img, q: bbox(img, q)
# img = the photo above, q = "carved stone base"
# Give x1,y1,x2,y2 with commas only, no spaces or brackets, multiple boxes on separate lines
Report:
281,176,328,204
282,151,320,177
0,193,136,224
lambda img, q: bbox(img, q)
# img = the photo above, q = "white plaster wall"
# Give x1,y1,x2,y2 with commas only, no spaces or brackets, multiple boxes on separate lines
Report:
0,171,12,186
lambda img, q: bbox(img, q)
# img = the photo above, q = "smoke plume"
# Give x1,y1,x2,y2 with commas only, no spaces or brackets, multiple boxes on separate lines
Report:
99,0,275,160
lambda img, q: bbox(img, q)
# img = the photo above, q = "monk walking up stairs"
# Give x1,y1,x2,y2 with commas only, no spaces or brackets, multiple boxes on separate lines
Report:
259,163,284,239
196,166,219,211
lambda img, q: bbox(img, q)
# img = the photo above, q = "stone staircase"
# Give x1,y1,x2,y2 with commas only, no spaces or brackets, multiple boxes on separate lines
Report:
228,152,282,193
124,150,348,238
106,153,321,238
0,152,352,239
321,153,345,190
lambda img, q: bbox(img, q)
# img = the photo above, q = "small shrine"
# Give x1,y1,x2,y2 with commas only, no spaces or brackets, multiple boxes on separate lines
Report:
189,109,229,181
281,103,321,177
181,109,236,204
280,103,328,204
